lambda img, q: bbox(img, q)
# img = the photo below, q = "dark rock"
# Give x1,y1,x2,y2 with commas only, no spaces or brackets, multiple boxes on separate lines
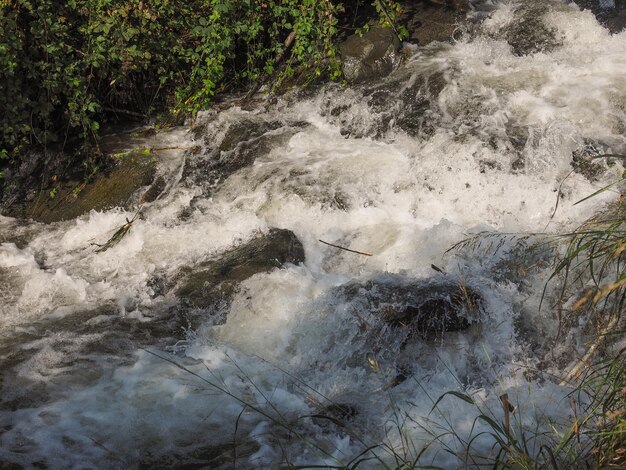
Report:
0,219,37,248
190,115,282,155
219,119,280,154
312,403,358,430
319,403,358,421
184,116,308,198
426,0,469,9
3,150,157,223
176,229,305,314
0,461,23,470
502,3,563,56
571,140,611,181
505,124,530,171
314,275,482,388
139,440,261,470
339,25,402,84
491,238,554,290
478,160,502,173
507,125,530,153
511,156,526,171
574,0,626,33
400,0,469,46
0,302,183,416
341,275,481,341
140,175,167,203
387,69,447,137
322,64,447,139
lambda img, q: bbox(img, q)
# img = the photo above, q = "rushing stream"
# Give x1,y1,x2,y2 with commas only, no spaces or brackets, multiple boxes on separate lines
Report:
1,1,625,468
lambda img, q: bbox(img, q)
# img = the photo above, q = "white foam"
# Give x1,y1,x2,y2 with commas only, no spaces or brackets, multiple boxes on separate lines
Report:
0,1,624,467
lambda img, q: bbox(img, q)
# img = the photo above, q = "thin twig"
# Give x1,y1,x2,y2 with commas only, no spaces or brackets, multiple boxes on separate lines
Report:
91,207,142,253
318,239,373,256
544,170,574,232
431,264,446,274
149,145,198,152
375,0,403,43
102,106,147,119
245,31,297,101
560,315,620,385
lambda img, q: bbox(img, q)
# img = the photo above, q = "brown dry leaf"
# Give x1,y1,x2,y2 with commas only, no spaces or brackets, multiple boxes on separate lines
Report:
593,278,626,303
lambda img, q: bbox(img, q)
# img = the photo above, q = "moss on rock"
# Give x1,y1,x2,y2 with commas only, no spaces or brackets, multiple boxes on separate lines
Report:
5,150,157,223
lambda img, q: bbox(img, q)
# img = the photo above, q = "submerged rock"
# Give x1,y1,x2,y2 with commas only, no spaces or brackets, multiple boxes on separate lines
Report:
502,3,564,56
139,440,261,470
176,229,305,315
3,150,157,223
367,65,447,137
311,403,358,431
306,274,483,388
339,25,402,84
184,115,308,198
322,60,448,139
192,115,282,154
575,0,626,33
0,231,305,403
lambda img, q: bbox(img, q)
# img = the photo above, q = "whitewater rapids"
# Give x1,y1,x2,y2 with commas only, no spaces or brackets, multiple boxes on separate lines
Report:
1,1,625,468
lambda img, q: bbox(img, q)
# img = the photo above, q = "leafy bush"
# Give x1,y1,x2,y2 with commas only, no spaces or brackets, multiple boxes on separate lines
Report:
0,0,403,163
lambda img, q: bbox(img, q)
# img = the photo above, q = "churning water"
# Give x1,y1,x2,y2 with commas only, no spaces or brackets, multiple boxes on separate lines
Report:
1,1,625,468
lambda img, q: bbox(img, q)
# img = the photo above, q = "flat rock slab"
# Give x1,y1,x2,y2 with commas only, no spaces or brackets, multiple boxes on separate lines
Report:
4,150,157,223
401,0,469,46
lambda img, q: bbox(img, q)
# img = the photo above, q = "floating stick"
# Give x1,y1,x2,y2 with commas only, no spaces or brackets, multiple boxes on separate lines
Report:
318,239,373,257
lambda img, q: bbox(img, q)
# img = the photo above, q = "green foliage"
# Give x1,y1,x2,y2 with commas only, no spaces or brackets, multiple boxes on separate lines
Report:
0,0,403,161
1,0,197,157
176,0,346,113
372,0,409,40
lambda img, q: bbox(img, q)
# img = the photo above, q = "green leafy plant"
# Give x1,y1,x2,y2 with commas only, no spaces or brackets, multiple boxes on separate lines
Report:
1,0,404,166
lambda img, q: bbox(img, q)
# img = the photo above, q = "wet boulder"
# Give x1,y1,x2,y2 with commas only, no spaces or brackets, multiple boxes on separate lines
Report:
311,403,358,431
571,140,614,182
366,65,447,137
176,229,305,315
192,115,283,155
139,440,261,470
342,275,481,341
322,63,448,140
311,275,483,388
339,25,402,84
